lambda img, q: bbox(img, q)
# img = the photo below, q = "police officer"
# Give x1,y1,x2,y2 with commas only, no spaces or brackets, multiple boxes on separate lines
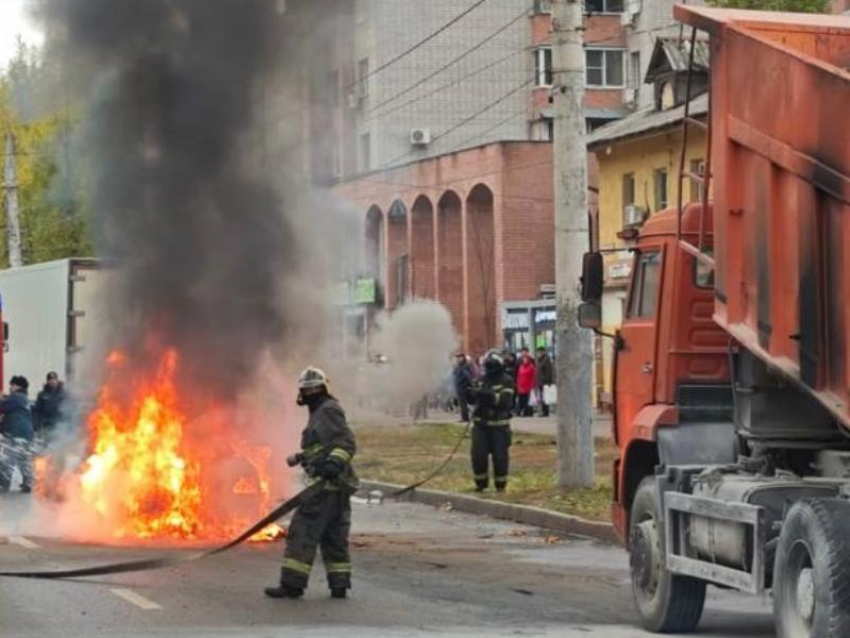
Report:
0,376,35,494
468,352,514,493
265,367,358,600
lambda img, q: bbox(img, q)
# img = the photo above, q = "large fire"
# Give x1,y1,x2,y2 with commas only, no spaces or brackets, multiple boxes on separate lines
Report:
63,349,285,542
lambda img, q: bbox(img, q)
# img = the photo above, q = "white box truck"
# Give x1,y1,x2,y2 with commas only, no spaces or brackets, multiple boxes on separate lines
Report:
0,258,108,392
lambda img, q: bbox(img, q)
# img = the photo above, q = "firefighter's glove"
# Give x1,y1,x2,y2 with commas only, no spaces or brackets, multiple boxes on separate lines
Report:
320,458,344,480
286,453,306,468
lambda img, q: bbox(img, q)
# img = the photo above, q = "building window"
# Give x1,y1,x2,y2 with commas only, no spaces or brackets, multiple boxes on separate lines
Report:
654,168,668,211
622,173,635,207
585,0,625,14
359,132,371,172
325,69,340,108
586,49,625,87
629,51,641,88
627,251,662,319
530,118,554,141
689,158,706,203
357,58,370,97
534,0,552,12
535,47,553,87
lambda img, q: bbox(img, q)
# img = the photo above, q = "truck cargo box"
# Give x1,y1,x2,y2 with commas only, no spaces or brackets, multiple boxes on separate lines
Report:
676,6,850,429
0,258,108,393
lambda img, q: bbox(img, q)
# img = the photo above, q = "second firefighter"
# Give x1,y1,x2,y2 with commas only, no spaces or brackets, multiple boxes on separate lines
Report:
266,367,358,600
468,352,514,492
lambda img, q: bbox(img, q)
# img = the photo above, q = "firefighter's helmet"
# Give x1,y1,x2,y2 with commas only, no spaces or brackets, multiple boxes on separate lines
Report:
298,366,329,391
483,350,505,375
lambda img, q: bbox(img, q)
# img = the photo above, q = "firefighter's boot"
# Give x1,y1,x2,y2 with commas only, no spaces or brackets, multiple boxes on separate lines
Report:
331,587,347,599
264,585,304,599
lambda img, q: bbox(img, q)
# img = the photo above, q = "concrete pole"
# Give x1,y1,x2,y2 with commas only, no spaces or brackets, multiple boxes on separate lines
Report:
552,0,594,487
3,133,24,268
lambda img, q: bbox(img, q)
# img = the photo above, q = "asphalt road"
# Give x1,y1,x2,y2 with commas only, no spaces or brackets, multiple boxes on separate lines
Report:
0,493,775,638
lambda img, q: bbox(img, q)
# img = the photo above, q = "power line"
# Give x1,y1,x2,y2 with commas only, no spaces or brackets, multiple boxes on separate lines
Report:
345,0,493,92
363,6,531,119
363,45,532,125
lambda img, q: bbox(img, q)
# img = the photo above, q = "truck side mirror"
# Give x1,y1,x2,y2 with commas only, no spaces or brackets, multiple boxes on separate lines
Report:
581,253,604,302
578,302,602,330
3,322,8,342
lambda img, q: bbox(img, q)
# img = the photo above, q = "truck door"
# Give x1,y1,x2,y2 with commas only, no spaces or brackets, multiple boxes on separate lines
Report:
616,249,663,432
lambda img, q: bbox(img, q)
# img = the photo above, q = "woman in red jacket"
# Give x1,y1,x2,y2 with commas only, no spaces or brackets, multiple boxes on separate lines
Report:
515,348,537,417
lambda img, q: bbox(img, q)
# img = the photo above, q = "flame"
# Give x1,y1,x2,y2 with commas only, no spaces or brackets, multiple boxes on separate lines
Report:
72,348,286,542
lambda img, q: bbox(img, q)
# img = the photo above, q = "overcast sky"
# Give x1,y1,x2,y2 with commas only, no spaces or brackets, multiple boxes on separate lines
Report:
0,0,45,67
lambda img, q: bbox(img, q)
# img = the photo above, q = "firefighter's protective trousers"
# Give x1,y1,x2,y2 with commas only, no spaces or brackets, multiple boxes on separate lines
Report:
281,487,352,590
469,375,514,490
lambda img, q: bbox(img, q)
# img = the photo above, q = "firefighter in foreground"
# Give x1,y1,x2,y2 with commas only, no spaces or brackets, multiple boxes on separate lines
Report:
265,367,358,600
468,352,514,492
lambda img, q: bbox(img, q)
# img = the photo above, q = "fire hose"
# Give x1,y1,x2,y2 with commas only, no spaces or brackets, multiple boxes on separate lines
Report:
0,481,325,580
0,420,473,579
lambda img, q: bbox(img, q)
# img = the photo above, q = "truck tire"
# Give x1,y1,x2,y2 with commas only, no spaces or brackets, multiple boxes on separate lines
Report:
774,498,850,638
630,477,706,633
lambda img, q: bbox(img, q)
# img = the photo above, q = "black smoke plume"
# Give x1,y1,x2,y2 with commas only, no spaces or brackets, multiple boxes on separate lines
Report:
35,1,309,398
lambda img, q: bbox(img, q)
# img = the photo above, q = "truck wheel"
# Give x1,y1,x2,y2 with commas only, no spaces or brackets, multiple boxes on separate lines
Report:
630,477,706,633
774,498,850,638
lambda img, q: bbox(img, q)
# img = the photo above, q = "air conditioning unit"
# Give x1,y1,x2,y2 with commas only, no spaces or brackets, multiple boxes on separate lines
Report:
622,88,637,106
410,128,431,146
623,204,647,227
347,93,362,110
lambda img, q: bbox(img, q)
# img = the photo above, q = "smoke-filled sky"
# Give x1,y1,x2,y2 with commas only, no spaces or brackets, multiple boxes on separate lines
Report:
33,0,307,400
0,0,44,65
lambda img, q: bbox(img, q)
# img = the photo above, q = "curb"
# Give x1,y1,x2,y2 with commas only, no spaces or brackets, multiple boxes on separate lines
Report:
358,480,618,544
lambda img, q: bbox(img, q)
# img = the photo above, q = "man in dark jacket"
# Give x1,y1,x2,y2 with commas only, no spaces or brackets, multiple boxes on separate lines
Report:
467,352,514,493
536,347,555,417
452,353,474,422
0,376,35,493
266,367,358,600
34,371,67,442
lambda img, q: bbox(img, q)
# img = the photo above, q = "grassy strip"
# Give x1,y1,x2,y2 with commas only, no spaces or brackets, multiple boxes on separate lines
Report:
354,422,616,521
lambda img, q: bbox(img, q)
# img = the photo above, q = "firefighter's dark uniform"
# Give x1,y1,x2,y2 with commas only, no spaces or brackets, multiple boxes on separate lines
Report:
279,395,358,593
469,374,514,491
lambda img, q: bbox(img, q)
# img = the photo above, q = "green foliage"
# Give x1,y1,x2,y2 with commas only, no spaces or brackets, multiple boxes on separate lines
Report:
706,0,829,12
0,40,92,268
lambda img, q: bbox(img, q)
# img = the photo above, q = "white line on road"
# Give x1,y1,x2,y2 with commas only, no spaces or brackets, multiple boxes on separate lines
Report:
110,588,162,610
9,536,39,549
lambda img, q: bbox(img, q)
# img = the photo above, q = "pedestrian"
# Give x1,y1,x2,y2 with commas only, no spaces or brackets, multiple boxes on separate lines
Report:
467,351,514,493
34,371,67,444
535,347,554,417
0,376,35,494
503,351,518,413
266,367,358,600
452,352,474,423
515,348,537,417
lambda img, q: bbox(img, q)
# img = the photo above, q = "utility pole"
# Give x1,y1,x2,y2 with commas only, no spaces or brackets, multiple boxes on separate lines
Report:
552,0,594,487
3,133,23,268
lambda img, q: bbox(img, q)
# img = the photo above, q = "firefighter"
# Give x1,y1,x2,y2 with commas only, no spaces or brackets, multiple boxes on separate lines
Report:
265,367,358,600
0,376,35,494
468,352,514,492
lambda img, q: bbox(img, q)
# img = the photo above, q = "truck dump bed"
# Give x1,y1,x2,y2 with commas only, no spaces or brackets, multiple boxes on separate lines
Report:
676,6,850,428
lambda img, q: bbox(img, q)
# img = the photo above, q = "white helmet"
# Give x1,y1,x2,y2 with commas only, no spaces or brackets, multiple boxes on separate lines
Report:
298,366,329,390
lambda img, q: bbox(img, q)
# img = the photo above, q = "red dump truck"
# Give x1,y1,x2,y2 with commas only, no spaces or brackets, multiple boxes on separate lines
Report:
579,6,850,637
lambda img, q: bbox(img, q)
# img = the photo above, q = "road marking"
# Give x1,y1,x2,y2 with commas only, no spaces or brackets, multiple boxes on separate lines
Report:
109,588,162,610
9,536,39,549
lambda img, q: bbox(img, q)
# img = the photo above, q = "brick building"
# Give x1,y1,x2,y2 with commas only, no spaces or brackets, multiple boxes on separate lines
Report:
310,1,697,354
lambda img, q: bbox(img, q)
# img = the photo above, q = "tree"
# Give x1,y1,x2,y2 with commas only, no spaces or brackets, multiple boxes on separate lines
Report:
0,40,91,268
707,0,829,12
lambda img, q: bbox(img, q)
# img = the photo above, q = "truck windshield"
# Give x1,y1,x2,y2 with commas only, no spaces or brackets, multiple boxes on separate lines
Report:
627,251,661,319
